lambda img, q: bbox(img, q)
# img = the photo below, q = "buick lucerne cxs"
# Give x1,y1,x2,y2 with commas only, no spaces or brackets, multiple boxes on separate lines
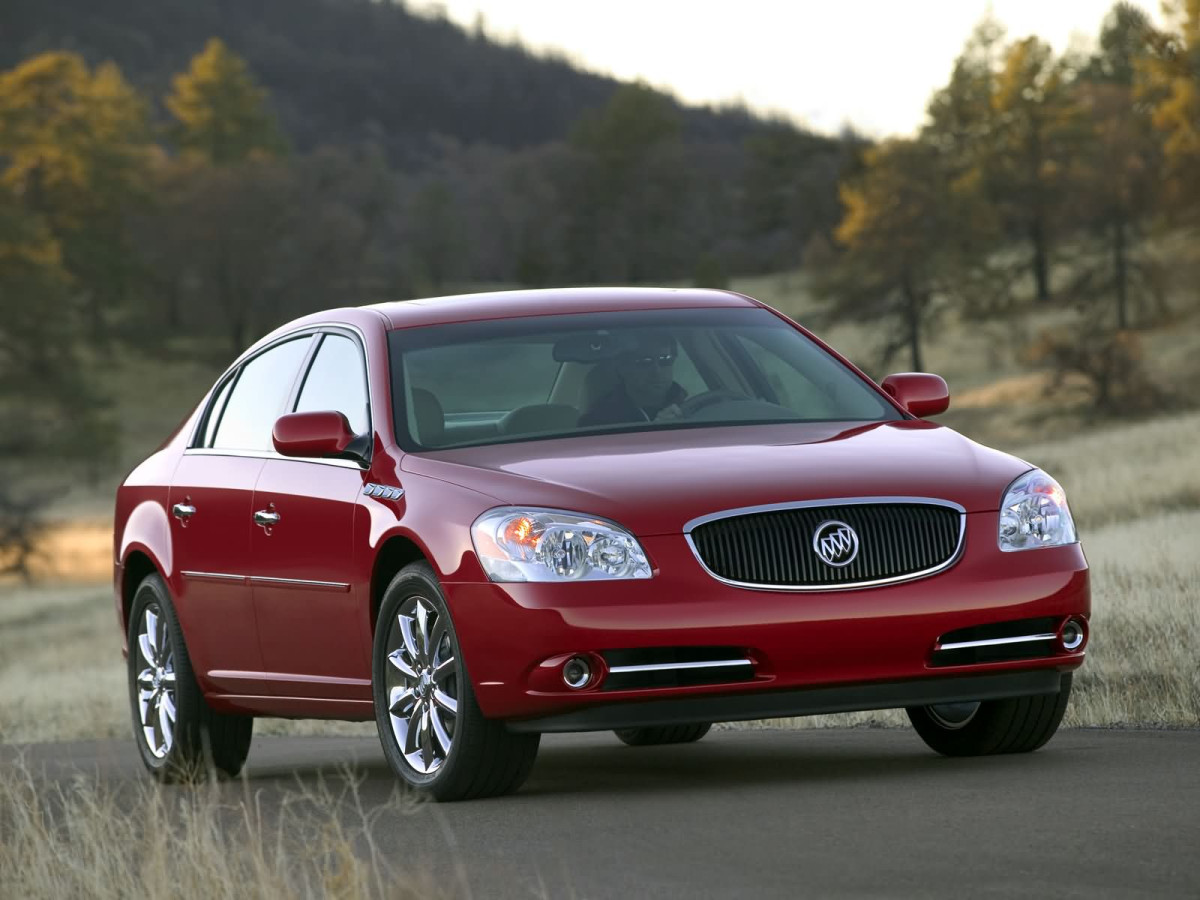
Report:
113,288,1089,800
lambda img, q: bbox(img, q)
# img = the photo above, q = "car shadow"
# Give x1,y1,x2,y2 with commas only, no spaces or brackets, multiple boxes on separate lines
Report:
234,728,1080,801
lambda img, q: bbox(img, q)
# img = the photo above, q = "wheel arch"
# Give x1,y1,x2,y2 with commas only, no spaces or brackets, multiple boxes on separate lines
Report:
120,550,162,629
368,533,433,637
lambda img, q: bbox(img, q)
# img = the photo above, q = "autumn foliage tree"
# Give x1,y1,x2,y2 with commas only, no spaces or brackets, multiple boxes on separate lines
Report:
0,52,153,332
166,38,287,166
818,139,959,371
1139,0,1200,224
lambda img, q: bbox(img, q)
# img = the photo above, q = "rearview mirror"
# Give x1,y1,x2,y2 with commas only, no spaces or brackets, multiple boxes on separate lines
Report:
881,373,950,418
273,411,357,459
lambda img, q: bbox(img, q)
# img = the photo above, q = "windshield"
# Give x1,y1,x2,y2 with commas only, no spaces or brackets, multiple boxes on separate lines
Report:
387,307,900,450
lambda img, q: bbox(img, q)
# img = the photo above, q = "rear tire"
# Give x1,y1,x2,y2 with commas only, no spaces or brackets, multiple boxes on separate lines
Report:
906,674,1072,757
127,573,253,781
614,723,712,747
372,562,539,801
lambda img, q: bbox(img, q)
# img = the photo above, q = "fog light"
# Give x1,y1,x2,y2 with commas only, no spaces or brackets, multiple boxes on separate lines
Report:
563,656,591,689
1060,619,1086,652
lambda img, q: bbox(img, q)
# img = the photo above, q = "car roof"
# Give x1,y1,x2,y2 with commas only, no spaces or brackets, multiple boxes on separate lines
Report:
366,287,760,330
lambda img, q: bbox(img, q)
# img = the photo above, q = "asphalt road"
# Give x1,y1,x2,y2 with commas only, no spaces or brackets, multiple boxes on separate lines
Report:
9,728,1200,898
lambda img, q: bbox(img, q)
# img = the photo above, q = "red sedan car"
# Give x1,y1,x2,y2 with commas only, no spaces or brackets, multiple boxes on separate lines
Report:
114,288,1089,800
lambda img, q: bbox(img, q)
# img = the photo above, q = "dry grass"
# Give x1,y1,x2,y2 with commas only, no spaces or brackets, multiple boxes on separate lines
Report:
4,521,115,584
0,757,450,900
1009,411,1200,529
0,585,127,744
0,583,376,743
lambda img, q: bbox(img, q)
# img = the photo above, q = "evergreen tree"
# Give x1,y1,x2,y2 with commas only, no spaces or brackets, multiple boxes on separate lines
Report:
0,189,115,575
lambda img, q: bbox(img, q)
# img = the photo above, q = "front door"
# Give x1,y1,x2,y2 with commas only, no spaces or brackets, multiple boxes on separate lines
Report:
250,331,374,699
251,459,369,698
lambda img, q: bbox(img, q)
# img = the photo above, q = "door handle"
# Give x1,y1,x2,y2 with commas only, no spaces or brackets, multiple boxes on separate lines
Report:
172,503,197,520
254,509,281,527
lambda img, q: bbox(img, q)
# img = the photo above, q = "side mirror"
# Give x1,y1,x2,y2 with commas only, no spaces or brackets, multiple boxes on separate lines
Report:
881,373,950,418
273,411,356,458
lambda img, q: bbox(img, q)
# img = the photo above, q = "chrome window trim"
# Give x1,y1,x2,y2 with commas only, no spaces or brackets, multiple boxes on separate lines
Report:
682,496,967,593
182,447,366,470
187,321,375,460
607,659,753,674
188,331,318,451
936,633,1057,652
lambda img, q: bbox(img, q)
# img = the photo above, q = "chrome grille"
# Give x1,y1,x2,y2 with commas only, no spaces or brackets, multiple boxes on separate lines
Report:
687,501,963,589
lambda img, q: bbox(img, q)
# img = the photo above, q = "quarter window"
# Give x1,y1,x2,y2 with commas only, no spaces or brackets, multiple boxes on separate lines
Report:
211,337,312,451
201,375,236,447
294,334,370,435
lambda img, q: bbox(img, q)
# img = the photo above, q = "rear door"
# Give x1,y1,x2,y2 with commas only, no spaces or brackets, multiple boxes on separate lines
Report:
169,334,314,697
250,330,373,699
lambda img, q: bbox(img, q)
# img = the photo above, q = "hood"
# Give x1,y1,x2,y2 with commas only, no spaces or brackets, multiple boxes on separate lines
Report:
401,421,1031,536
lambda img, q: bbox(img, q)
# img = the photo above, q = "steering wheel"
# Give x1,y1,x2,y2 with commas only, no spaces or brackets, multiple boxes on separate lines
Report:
679,390,749,417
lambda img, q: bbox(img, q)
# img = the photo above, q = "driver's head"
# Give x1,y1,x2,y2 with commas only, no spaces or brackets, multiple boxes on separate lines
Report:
616,333,677,409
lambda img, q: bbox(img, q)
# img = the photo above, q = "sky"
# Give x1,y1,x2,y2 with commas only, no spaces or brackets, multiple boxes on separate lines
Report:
417,1,1159,137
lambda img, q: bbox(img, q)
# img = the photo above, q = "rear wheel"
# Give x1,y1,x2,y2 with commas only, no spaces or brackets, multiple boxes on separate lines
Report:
127,574,253,781
906,674,1072,757
614,723,712,747
372,562,539,801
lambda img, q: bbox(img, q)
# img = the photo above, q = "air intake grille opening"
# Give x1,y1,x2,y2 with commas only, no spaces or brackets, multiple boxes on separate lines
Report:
931,616,1058,667
600,646,754,692
688,502,962,589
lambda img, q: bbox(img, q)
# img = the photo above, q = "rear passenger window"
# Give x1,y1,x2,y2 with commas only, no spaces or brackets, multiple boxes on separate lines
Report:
294,334,370,435
211,337,312,451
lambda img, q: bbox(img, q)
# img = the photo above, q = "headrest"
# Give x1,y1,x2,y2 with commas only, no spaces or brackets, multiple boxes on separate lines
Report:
411,388,444,446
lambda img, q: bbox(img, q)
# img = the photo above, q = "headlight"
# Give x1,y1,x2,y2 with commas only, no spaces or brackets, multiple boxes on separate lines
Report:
998,469,1077,552
471,507,653,582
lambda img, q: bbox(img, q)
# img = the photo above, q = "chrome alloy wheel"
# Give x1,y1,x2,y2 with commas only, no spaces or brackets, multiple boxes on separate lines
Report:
384,596,459,775
926,701,982,730
135,603,177,759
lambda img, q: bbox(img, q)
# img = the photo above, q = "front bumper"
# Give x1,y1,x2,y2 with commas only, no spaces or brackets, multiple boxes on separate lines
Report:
446,512,1090,725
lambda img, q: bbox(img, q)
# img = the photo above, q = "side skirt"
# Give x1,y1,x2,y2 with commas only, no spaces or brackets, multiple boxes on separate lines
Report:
206,695,375,720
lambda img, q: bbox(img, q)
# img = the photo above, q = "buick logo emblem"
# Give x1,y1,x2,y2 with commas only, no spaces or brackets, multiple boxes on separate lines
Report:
813,520,859,567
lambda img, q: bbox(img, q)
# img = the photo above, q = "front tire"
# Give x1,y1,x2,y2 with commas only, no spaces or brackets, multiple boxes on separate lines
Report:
372,562,539,801
614,723,712,747
127,573,253,781
906,674,1072,757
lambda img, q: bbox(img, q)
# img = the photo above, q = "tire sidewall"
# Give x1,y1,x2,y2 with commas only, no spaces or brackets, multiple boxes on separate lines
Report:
372,563,471,791
126,574,201,778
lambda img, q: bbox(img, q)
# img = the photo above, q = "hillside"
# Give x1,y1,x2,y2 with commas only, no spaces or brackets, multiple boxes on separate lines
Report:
2,0,769,167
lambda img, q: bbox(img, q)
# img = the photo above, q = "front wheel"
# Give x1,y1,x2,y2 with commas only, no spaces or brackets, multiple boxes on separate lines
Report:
372,562,540,801
906,674,1073,757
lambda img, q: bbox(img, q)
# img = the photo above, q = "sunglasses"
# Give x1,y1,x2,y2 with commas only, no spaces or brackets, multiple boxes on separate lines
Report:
626,351,676,369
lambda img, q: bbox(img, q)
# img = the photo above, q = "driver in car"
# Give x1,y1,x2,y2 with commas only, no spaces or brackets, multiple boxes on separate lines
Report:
579,334,687,427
